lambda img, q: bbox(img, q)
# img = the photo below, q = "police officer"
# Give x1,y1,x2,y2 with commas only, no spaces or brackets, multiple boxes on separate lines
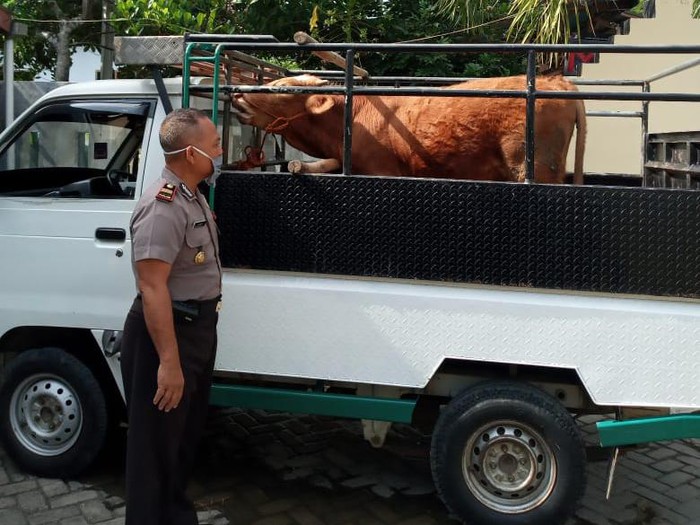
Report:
120,108,223,525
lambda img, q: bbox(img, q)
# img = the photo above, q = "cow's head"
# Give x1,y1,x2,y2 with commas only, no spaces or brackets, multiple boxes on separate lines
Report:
231,75,336,131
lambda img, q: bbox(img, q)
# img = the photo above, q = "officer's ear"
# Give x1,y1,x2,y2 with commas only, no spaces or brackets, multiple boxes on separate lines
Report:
184,146,195,164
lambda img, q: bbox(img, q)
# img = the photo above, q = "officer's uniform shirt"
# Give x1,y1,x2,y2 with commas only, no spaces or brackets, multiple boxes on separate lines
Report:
130,167,221,301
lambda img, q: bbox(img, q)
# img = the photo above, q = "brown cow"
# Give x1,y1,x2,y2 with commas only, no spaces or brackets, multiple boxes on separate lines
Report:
231,74,586,184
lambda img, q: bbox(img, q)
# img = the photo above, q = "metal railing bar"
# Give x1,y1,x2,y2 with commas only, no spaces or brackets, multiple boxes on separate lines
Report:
196,86,527,96
343,49,355,176
203,84,700,102
525,50,536,182
359,76,474,84
290,69,347,77
641,82,650,185
586,111,644,117
535,91,700,102
226,50,291,75
644,161,700,174
571,79,646,86
185,34,279,44
239,72,645,88
646,57,700,83
186,41,700,54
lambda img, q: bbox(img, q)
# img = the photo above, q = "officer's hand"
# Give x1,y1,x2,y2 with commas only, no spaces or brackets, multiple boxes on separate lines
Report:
154,361,185,412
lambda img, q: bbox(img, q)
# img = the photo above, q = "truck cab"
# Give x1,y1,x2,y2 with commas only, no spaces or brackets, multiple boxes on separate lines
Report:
0,79,177,475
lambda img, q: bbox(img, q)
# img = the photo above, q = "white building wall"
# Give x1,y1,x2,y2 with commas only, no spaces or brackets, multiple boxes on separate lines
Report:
571,0,700,176
35,47,102,82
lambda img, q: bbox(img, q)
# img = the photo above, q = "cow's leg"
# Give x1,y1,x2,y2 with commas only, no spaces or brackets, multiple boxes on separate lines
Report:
499,138,526,182
501,138,566,184
288,158,342,174
535,143,569,184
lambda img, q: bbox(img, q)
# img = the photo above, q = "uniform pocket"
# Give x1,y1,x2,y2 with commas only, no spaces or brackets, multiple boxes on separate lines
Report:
185,218,210,248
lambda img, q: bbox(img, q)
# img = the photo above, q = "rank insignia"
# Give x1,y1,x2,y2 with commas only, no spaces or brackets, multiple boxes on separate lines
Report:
155,183,177,202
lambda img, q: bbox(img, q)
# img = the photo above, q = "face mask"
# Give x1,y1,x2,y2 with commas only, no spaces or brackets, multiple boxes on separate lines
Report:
164,145,223,186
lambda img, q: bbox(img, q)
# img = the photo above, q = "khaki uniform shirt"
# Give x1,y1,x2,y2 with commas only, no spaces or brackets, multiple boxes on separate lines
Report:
130,167,222,301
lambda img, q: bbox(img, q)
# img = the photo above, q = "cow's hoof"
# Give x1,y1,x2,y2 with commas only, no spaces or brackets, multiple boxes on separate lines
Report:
288,160,303,174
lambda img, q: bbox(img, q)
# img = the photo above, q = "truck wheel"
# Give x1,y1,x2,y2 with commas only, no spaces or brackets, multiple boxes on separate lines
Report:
430,381,585,525
0,347,108,477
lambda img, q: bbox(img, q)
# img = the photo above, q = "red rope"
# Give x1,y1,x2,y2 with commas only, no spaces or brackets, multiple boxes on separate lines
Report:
231,145,266,170
231,99,306,170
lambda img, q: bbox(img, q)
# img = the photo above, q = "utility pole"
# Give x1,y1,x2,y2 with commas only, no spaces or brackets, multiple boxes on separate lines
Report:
100,0,114,80
1,6,14,131
1,6,26,160
1,10,27,127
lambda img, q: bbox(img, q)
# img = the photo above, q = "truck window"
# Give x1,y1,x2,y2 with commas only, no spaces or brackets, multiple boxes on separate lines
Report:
0,101,151,199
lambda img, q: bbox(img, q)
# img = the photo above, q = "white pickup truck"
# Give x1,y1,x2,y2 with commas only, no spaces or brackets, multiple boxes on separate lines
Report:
0,35,697,525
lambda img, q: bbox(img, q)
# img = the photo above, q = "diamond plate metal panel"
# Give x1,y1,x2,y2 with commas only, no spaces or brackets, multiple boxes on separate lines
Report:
114,36,183,65
215,173,700,299
215,272,700,408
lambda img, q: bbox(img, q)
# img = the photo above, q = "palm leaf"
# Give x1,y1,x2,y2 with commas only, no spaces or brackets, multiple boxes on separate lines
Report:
434,0,499,28
505,0,593,68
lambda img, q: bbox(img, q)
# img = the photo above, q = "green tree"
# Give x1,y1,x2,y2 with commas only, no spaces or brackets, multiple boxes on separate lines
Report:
110,0,524,78
366,0,522,77
112,0,235,36
111,0,244,77
2,0,102,81
233,0,524,77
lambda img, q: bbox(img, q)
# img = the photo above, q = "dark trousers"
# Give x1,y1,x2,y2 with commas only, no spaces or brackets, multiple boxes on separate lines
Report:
121,296,218,525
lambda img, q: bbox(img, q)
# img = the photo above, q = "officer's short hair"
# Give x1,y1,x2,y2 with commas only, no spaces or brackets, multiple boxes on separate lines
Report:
159,108,209,153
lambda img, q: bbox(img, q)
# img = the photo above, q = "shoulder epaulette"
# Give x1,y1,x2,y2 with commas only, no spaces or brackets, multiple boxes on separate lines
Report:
155,183,177,203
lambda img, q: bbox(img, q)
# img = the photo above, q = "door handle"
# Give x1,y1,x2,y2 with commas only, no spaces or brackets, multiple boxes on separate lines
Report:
95,228,126,241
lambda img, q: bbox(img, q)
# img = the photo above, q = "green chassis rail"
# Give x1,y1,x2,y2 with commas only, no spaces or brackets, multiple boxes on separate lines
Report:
597,414,700,447
210,384,417,423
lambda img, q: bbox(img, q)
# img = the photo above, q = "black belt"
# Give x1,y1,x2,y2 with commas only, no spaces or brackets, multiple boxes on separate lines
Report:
172,296,221,319
135,294,221,321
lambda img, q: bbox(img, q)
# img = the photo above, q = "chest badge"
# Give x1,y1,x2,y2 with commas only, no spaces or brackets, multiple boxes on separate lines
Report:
194,250,206,265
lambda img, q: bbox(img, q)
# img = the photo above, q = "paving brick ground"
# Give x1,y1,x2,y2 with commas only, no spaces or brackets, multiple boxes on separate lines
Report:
0,410,697,525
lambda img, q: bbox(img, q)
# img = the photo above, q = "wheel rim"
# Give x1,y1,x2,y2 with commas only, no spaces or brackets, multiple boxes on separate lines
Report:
9,374,83,456
462,420,557,514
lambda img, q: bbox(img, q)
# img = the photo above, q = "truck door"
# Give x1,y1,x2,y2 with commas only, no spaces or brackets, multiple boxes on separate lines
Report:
0,99,155,332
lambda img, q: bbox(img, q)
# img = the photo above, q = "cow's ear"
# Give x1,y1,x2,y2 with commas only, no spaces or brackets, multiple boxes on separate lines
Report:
305,95,334,115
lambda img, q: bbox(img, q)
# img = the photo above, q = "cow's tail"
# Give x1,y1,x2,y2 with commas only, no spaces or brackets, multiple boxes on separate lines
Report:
573,98,586,185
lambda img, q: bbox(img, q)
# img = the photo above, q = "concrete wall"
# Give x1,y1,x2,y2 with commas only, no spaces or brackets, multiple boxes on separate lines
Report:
572,0,700,176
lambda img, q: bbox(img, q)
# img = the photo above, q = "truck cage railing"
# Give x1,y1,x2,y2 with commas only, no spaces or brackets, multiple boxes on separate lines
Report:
114,35,700,189
173,36,700,191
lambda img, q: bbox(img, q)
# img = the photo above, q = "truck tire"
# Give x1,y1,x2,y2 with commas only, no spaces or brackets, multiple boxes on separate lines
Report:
0,347,108,477
430,381,586,525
